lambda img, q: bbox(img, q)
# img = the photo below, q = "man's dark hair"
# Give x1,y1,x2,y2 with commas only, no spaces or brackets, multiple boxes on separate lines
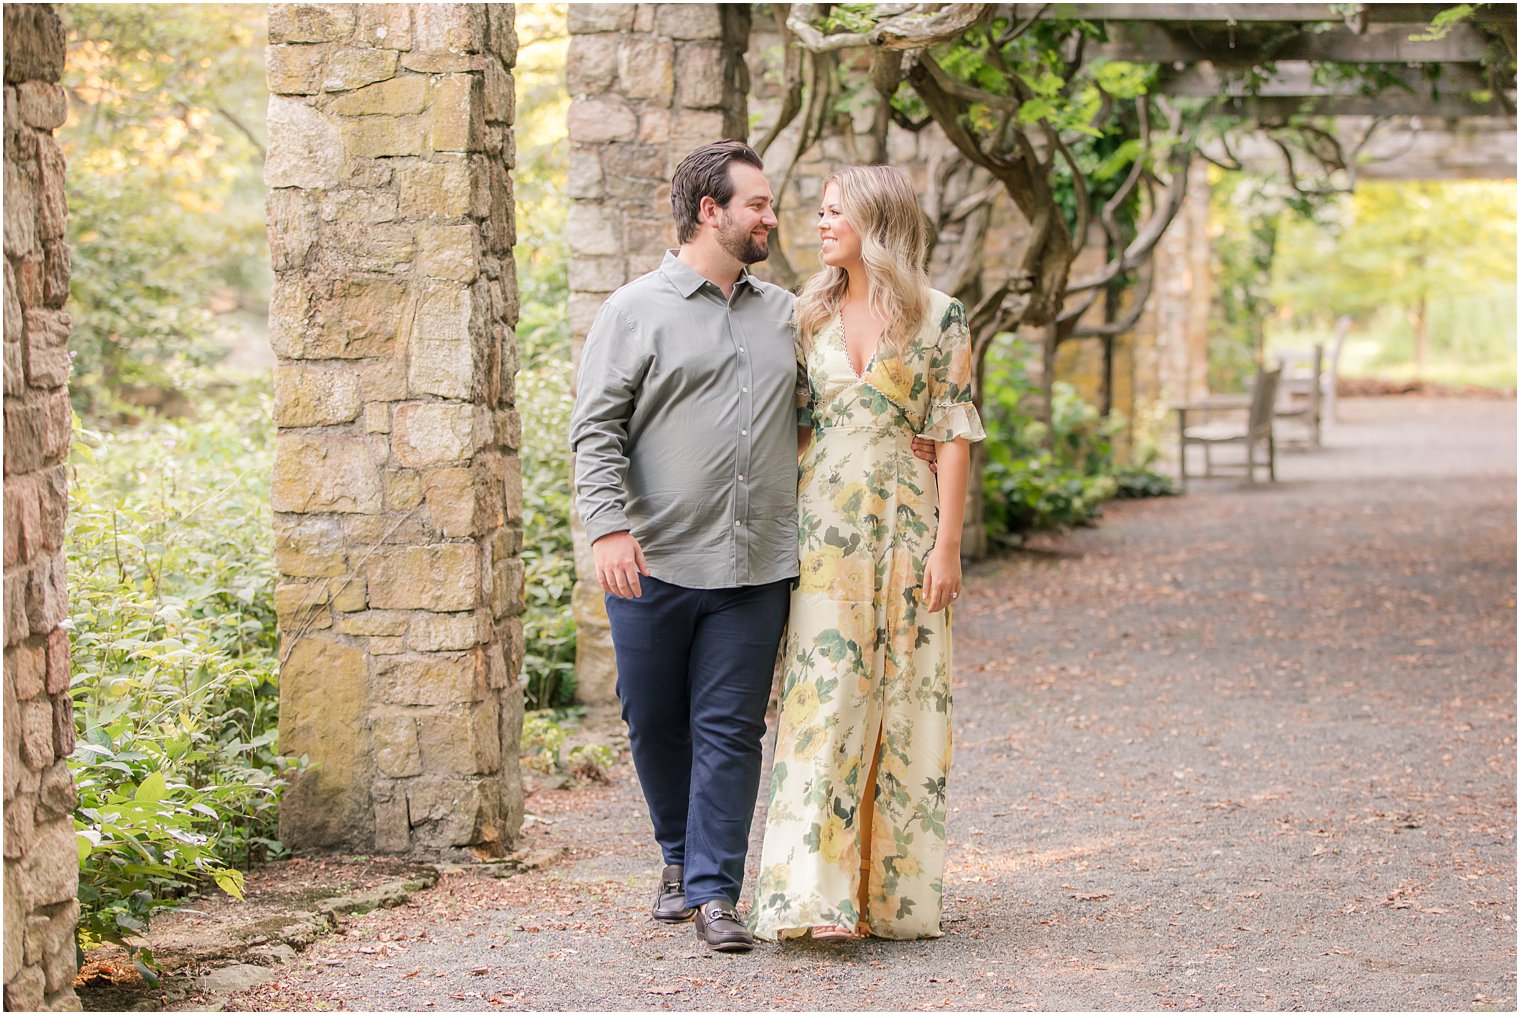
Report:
670,140,764,244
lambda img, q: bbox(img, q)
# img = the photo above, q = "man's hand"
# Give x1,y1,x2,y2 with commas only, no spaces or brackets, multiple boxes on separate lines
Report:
912,435,939,473
593,531,649,599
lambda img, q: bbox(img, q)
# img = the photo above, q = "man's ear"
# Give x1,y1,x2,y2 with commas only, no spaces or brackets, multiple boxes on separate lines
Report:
698,194,722,228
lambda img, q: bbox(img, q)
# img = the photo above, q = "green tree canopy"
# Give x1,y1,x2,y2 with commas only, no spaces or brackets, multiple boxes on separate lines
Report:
60,3,269,413
1271,180,1517,374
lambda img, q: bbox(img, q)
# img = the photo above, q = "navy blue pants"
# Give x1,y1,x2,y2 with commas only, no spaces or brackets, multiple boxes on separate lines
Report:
604,575,791,909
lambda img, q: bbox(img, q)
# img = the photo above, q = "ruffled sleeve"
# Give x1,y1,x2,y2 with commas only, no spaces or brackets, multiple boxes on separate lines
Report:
921,296,986,443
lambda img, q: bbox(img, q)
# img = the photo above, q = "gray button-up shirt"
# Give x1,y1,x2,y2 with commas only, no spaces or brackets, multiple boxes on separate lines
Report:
570,251,800,590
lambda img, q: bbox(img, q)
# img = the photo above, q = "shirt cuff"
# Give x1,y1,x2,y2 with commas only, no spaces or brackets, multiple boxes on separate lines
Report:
583,508,632,545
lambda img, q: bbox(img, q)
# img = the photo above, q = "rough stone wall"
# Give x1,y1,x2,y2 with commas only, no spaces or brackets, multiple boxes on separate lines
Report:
3,5,82,1010
565,3,750,703
265,3,523,853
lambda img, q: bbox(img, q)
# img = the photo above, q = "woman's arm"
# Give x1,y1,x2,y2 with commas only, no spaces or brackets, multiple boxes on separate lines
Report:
797,426,812,459
932,438,970,551
920,437,969,612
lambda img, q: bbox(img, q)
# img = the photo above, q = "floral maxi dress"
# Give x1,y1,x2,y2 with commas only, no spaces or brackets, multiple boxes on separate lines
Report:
751,290,985,941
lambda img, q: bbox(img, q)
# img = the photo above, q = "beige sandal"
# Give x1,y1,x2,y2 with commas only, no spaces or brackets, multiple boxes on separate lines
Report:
810,925,859,942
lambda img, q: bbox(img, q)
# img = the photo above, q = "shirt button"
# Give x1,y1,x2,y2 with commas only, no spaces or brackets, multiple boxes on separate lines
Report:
737,346,745,353
734,519,743,527
740,428,748,436
742,386,749,393
737,474,745,481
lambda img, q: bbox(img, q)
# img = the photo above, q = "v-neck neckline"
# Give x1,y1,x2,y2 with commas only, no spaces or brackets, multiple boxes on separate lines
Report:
837,312,882,382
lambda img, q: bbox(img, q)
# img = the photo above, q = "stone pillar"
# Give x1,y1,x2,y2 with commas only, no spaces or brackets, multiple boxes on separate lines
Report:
1148,160,1212,459
565,3,750,703
3,6,82,1010
266,3,523,854
1182,161,1212,402
562,3,750,701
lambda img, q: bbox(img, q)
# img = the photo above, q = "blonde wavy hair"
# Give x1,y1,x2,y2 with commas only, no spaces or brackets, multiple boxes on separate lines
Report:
794,164,932,360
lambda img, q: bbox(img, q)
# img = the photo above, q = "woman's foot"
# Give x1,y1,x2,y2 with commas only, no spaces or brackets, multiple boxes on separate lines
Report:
810,925,859,942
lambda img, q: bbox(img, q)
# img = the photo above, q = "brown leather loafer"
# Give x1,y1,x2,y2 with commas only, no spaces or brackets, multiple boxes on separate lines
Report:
652,864,695,923
694,900,754,953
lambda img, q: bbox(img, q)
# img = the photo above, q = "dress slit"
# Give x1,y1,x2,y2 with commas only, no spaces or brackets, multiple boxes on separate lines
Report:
855,721,885,931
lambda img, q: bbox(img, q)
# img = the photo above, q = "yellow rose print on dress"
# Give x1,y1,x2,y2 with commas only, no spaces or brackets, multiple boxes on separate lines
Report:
832,481,872,515
840,756,861,789
828,551,873,602
892,852,922,880
783,681,821,727
837,602,875,650
818,814,850,863
758,864,789,899
798,544,844,594
879,747,909,790
897,480,922,515
889,549,920,599
864,357,915,406
791,726,827,762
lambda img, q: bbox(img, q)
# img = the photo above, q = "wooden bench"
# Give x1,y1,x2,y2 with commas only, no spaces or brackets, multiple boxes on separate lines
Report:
1175,366,1282,491
1271,345,1324,448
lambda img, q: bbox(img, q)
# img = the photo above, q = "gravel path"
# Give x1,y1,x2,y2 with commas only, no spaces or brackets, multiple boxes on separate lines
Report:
226,397,1516,1012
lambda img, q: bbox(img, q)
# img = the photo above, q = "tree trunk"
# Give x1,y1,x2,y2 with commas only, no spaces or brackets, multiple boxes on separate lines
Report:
1100,273,1121,418
1040,321,1058,445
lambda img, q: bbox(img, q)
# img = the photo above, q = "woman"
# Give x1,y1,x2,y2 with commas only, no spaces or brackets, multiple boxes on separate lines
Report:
750,165,985,942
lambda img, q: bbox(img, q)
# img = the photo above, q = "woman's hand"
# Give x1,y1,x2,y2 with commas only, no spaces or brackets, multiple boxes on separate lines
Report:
919,543,962,613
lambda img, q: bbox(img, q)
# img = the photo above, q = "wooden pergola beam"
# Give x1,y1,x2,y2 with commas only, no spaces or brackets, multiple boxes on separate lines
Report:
1156,61,1494,98
1092,22,1497,64
1222,92,1513,119
1215,117,1518,179
1031,3,1516,25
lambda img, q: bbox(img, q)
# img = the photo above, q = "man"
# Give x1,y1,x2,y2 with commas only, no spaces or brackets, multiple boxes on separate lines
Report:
570,141,932,954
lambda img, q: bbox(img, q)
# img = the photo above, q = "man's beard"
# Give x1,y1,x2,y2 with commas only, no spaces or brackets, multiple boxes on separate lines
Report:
717,211,770,264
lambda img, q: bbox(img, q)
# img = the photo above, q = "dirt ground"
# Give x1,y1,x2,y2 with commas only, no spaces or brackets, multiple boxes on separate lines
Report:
80,397,1516,1012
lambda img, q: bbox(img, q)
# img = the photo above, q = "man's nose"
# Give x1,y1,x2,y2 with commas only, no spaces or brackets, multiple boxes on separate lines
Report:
763,209,779,227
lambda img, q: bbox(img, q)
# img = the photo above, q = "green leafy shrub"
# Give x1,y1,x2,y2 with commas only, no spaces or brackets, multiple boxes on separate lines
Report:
66,388,301,964
60,4,270,417
516,274,577,711
1113,466,1179,499
512,8,577,711
520,711,568,774
980,335,1173,543
567,744,615,784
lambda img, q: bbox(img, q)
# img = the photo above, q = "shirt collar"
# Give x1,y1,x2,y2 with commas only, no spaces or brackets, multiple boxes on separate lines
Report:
660,249,756,300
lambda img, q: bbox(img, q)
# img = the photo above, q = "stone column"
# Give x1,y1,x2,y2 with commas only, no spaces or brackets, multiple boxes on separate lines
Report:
3,6,82,1010
1181,160,1213,402
266,3,523,853
565,3,750,703
1148,159,1212,460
